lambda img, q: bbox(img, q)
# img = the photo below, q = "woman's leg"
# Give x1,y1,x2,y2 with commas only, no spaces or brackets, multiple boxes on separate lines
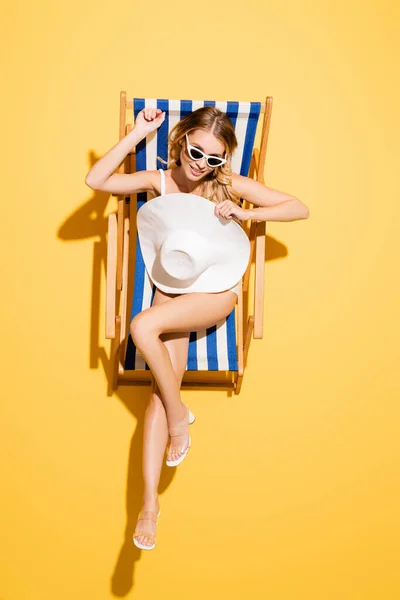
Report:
130,290,236,463
135,289,190,547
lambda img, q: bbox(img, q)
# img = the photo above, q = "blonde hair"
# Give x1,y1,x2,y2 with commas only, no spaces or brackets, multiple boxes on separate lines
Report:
156,106,242,205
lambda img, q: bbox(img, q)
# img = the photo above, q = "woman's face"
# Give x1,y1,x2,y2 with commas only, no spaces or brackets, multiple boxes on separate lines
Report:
180,129,226,179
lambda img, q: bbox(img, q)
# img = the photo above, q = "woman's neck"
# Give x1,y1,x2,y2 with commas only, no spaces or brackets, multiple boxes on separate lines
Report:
170,166,205,194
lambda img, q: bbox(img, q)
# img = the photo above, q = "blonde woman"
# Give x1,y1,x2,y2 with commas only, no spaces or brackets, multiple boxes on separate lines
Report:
85,106,309,550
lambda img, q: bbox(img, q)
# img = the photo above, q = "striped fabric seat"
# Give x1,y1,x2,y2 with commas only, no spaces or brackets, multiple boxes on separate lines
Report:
124,98,262,373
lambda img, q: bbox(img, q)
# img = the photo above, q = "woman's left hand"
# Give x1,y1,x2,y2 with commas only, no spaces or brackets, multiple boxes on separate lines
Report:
214,200,249,221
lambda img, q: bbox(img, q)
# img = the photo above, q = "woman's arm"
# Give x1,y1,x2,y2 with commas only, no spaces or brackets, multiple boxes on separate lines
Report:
216,172,309,222
85,108,165,194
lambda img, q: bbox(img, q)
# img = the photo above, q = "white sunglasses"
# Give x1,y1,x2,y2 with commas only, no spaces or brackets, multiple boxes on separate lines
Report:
185,133,227,167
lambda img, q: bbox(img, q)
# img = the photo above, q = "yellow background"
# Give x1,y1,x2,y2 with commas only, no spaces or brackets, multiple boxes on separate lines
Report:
1,0,399,598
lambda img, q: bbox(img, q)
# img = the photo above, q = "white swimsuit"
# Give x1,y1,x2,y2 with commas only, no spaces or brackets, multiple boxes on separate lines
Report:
156,168,239,298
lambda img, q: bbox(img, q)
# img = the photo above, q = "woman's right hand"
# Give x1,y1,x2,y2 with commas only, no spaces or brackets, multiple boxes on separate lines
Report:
133,107,166,137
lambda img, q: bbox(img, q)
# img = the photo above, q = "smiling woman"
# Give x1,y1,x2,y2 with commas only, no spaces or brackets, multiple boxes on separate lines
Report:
84,103,308,551
155,106,243,206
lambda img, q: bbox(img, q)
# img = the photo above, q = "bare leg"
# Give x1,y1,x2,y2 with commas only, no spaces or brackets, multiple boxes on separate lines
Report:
130,289,236,464
134,289,190,547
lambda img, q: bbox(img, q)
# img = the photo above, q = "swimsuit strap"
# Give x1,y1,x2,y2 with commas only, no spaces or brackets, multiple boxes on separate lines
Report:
158,168,166,196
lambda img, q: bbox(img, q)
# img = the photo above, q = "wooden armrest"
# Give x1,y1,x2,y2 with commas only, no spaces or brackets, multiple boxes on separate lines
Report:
242,215,265,339
252,148,265,185
254,221,265,338
106,213,117,339
243,220,256,293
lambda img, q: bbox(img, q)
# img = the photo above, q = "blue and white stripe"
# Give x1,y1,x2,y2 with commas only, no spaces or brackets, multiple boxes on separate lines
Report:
124,98,261,372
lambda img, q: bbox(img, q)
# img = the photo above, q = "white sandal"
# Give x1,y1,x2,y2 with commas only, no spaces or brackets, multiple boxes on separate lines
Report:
166,404,195,467
133,508,161,550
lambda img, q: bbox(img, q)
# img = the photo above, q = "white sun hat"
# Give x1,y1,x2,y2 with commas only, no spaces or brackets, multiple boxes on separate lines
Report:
137,193,251,294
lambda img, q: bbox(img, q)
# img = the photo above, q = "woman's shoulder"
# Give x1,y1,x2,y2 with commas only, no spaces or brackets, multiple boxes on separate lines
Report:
230,171,243,185
149,167,182,196
144,169,164,196
229,171,252,195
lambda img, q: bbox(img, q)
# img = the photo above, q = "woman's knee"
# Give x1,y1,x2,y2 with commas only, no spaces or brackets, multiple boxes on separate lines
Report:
130,311,157,347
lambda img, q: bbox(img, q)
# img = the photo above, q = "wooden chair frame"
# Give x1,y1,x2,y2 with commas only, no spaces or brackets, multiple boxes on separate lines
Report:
106,92,273,394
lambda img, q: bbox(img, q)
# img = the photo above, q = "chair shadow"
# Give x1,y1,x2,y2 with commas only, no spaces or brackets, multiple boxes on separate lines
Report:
57,151,287,596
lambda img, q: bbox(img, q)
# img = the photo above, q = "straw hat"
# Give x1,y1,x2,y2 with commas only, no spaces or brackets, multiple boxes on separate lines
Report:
137,193,250,294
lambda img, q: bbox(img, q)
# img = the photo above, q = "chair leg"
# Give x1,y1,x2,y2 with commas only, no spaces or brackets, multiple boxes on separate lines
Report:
234,316,255,395
111,316,121,391
235,372,243,394
244,316,255,366
235,279,244,394
254,221,265,339
119,210,130,365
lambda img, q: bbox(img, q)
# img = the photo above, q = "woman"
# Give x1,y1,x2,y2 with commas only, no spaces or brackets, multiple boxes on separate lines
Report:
85,105,309,550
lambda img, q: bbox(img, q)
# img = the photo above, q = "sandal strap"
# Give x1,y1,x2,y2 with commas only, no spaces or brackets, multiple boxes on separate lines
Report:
168,430,190,450
134,531,156,543
134,509,158,542
137,509,158,522
169,427,189,437
168,405,189,437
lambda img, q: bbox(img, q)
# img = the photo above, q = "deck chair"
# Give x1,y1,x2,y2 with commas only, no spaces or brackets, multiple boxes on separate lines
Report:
106,92,273,394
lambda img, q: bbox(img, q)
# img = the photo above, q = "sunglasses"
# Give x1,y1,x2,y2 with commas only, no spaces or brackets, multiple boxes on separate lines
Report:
185,133,227,168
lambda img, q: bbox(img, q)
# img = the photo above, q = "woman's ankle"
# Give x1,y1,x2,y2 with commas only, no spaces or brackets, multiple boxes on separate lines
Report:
142,492,159,506
167,402,187,425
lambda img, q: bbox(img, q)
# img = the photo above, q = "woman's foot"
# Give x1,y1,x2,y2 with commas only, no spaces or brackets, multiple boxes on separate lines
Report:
166,403,191,466
133,496,160,549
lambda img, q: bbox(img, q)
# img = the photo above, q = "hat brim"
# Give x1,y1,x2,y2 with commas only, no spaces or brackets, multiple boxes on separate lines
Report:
137,193,250,294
